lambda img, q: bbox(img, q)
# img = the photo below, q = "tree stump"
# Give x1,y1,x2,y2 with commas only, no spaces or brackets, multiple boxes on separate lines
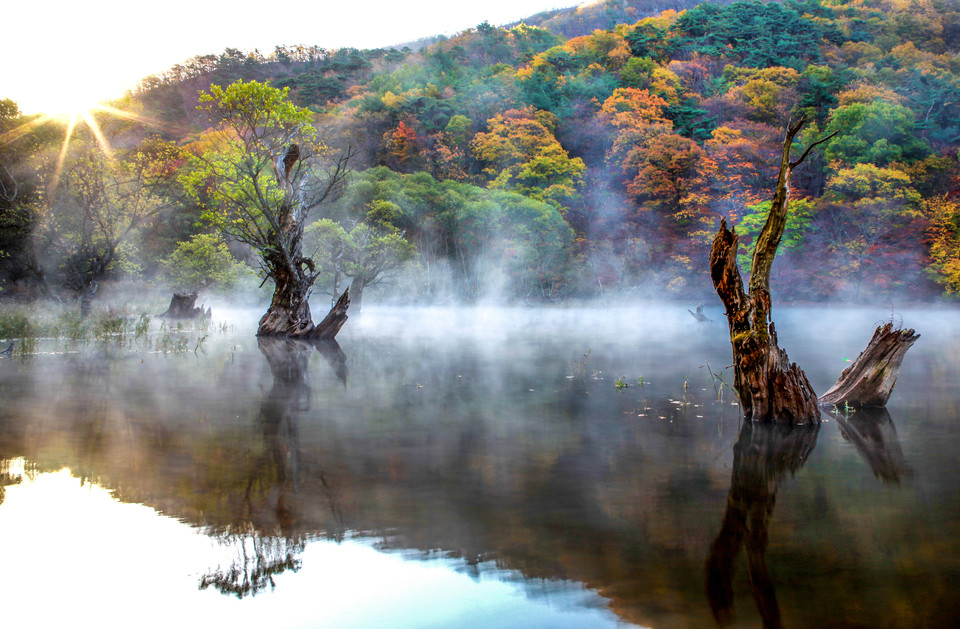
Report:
819,322,920,408
158,293,211,319
305,288,350,340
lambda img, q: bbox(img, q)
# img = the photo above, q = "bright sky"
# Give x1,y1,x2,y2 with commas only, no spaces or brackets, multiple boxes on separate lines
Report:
4,0,574,115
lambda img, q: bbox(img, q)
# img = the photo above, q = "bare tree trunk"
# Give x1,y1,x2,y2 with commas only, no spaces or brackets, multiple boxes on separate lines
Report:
819,323,920,408
256,278,349,340
80,281,98,317
711,118,833,424
349,276,366,313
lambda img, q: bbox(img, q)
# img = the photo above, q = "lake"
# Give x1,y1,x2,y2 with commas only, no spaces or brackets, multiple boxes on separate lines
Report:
0,304,958,628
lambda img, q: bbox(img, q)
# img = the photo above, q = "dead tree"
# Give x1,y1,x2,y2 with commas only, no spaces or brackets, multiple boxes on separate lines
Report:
819,322,920,408
157,293,211,320
710,117,835,424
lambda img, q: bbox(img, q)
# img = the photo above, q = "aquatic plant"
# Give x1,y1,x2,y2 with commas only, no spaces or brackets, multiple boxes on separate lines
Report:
0,307,34,340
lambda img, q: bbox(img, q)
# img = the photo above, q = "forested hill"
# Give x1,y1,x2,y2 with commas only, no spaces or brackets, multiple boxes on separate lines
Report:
4,0,960,305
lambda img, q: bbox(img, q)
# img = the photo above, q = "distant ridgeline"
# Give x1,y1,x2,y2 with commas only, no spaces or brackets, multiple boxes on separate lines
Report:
3,0,960,304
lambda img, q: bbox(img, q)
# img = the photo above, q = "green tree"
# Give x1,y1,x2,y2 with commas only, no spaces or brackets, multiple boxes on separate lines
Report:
160,233,252,294
40,139,179,313
181,80,351,338
0,99,57,291
735,199,813,274
673,1,826,68
306,217,415,311
823,101,930,167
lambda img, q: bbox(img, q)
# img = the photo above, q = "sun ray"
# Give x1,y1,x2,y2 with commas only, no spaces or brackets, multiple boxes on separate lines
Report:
0,114,55,148
95,104,174,133
50,115,79,196
80,111,114,160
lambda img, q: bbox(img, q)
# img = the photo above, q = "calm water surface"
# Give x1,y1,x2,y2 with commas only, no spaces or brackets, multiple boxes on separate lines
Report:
0,304,958,628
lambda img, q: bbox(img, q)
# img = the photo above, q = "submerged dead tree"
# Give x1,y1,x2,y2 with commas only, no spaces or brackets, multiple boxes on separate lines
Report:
712,119,919,420
157,293,211,319
819,322,920,408
183,80,352,339
710,117,834,424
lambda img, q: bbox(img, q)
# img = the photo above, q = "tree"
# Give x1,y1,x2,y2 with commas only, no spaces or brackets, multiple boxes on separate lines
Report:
722,66,801,125
705,121,781,220
817,163,924,300
925,195,960,296
600,87,673,162
823,100,930,167
306,216,415,311
0,99,56,291
40,138,179,313
160,233,252,294
341,222,416,311
710,118,834,423
471,107,585,207
182,80,352,338
673,1,826,68
623,133,717,225
734,198,813,274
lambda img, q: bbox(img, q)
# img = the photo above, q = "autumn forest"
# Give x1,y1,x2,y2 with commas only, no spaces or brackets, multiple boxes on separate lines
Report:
3,0,960,309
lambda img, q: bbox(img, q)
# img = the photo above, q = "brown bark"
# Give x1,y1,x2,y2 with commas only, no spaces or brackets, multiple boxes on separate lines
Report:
711,117,835,424
158,293,211,319
255,146,351,339
257,286,350,340
819,323,920,408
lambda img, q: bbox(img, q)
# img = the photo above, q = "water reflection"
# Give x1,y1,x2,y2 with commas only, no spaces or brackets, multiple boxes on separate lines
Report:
706,421,820,629
0,306,957,627
836,408,911,485
200,524,305,597
201,337,348,597
0,457,24,506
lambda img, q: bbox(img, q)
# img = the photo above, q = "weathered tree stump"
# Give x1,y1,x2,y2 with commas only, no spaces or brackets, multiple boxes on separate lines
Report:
158,293,211,319
688,304,711,322
819,322,920,408
310,288,351,340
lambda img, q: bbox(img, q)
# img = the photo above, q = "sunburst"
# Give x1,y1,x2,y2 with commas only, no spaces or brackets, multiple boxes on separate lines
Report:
1,100,173,195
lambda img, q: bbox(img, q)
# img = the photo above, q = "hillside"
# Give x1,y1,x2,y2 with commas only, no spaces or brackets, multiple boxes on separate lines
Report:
3,0,960,305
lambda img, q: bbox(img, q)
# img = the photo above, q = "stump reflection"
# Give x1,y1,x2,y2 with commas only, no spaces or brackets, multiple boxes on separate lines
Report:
837,407,910,485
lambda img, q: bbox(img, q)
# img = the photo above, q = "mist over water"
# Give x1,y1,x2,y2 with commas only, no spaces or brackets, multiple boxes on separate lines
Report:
0,302,958,628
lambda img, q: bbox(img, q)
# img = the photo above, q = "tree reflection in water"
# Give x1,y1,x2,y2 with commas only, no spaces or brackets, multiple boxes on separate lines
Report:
199,337,347,597
836,407,911,484
705,421,820,629
200,523,305,597
0,459,24,507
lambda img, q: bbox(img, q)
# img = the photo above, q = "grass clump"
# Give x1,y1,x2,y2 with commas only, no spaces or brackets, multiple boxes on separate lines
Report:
0,307,35,339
